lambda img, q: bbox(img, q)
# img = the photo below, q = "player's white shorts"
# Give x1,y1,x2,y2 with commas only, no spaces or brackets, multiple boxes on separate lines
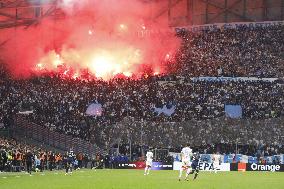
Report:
213,162,219,170
146,160,152,167
181,159,191,167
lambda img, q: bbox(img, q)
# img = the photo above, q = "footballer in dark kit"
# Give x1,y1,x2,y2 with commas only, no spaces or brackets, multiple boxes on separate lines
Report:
190,152,200,180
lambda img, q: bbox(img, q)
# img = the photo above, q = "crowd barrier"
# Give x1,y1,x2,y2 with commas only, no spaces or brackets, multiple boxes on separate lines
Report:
115,161,284,172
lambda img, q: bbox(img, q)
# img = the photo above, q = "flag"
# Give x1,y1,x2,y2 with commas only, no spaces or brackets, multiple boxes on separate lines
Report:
86,101,102,116
154,104,175,116
225,105,242,118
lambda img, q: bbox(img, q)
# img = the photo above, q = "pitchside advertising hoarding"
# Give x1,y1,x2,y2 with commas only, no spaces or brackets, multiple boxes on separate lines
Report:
173,162,230,171
117,162,172,170
117,162,145,169
231,163,284,172
151,162,173,170
247,164,284,172
117,161,284,172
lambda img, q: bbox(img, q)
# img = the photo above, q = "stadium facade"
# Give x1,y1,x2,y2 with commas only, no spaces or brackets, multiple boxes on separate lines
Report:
0,0,284,30
154,0,284,26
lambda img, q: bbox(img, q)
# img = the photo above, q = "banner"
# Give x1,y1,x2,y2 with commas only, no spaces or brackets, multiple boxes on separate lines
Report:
135,161,146,169
138,20,284,37
152,162,173,170
175,20,284,33
225,105,242,118
86,102,102,116
117,163,140,169
246,163,284,172
154,105,176,116
117,161,172,170
117,162,284,172
169,152,181,161
18,110,34,115
231,163,284,172
171,153,284,164
170,153,215,163
191,77,278,82
199,163,230,171
230,163,246,171
173,162,230,172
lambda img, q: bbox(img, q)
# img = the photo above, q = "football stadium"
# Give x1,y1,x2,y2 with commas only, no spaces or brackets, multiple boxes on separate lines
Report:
0,0,284,189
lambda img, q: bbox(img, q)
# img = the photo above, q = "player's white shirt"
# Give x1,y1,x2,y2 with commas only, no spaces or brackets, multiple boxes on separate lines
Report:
146,152,153,161
212,154,221,172
213,154,220,164
146,151,153,166
181,147,192,167
181,147,193,160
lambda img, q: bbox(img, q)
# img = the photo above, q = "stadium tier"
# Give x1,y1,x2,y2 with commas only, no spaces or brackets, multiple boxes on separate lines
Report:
1,23,284,157
0,1,284,188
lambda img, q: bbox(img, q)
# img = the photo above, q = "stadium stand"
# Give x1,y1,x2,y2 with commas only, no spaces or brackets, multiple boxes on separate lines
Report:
0,24,284,167
175,25,284,78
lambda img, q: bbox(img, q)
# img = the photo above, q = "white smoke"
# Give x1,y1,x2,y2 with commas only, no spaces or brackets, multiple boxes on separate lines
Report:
58,0,90,13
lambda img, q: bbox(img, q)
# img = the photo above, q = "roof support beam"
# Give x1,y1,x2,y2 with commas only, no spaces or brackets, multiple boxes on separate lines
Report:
155,0,183,19
199,0,255,22
205,0,209,24
224,0,228,22
281,0,284,20
262,0,268,21
186,0,193,25
243,0,247,19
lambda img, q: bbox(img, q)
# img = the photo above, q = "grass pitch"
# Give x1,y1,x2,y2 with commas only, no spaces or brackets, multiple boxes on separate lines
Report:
0,169,284,189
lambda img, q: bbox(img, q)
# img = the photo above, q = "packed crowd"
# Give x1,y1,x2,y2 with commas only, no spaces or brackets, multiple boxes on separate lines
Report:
174,25,284,78
0,24,284,158
0,137,163,172
98,116,284,156
0,137,98,172
1,76,283,139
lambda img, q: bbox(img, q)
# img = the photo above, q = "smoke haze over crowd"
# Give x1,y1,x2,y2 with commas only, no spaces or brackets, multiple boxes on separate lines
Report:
0,0,180,79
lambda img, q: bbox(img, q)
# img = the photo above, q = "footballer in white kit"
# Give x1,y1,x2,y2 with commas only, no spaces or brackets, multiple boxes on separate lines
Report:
212,153,221,173
179,144,193,181
144,150,153,175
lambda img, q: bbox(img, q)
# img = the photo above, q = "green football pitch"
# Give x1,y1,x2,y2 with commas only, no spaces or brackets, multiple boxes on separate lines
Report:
0,169,284,189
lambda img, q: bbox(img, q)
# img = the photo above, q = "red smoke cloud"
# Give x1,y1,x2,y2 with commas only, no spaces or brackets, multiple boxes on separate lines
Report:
0,0,180,79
